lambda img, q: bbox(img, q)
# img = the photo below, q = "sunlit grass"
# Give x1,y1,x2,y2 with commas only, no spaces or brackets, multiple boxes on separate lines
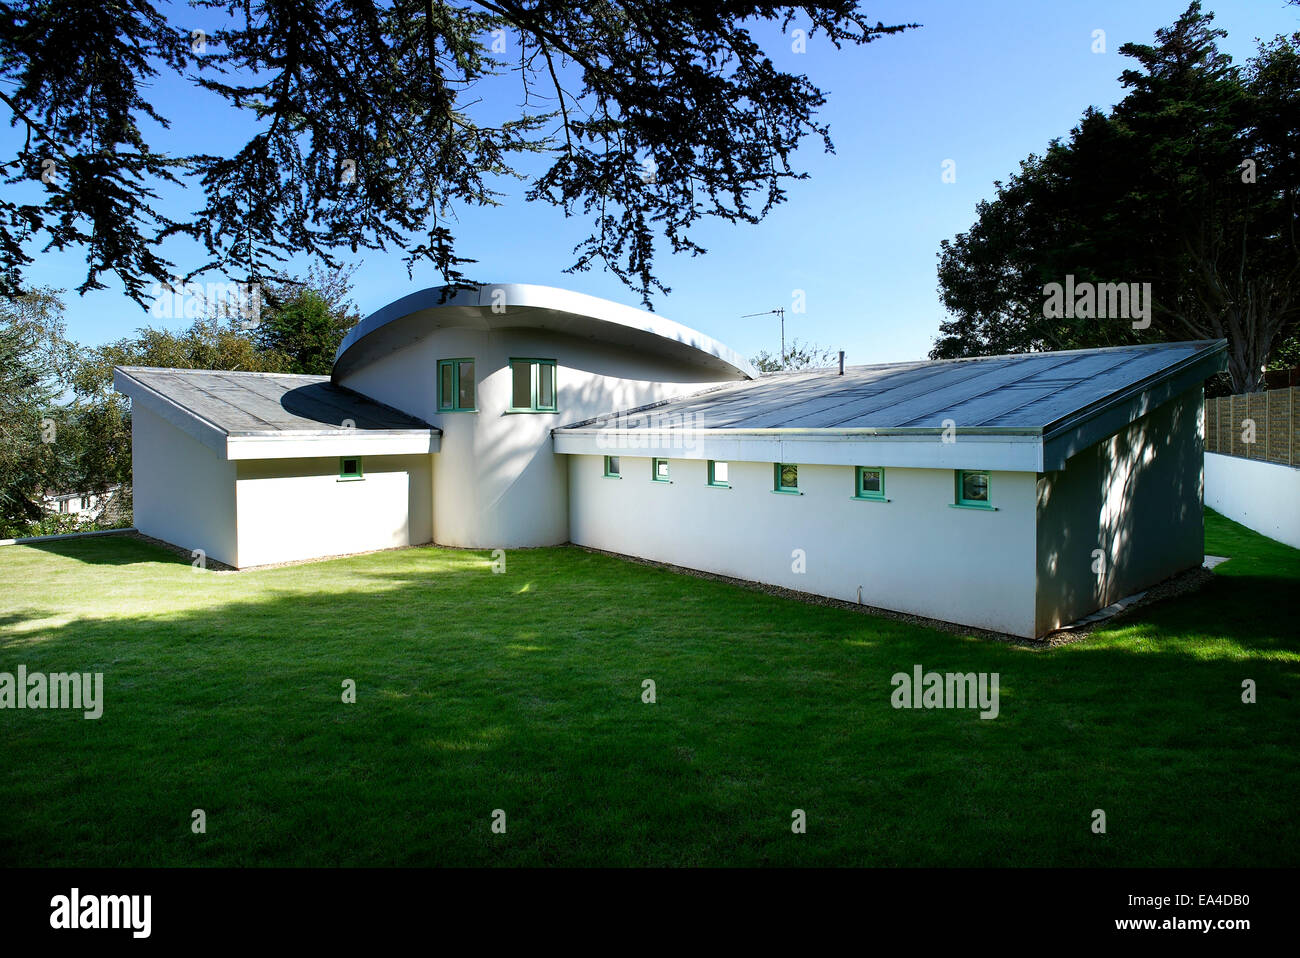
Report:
0,509,1296,866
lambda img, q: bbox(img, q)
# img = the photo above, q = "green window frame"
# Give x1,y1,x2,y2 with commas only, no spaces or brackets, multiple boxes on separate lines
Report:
339,456,364,480
603,455,621,478
707,460,730,488
508,358,557,413
651,458,670,482
953,469,994,509
437,358,476,412
773,462,801,495
854,466,887,501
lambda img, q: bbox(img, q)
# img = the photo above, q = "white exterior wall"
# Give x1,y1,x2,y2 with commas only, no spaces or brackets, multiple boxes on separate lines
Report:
567,456,1041,637
1205,452,1300,549
131,404,238,566
234,455,433,567
1034,388,1205,634
340,327,739,548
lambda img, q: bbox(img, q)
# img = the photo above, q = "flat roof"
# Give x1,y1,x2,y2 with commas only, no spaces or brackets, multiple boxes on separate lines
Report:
554,340,1228,472
113,367,439,461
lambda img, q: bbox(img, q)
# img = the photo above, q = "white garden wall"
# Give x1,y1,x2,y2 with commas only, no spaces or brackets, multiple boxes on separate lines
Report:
567,456,1040,637
1205,452,1300,549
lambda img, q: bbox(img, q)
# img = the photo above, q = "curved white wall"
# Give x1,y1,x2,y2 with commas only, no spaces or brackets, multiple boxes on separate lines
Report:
339,326,740,548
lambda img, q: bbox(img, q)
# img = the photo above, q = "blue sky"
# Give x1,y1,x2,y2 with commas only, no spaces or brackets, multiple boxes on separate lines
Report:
9,0,1299,364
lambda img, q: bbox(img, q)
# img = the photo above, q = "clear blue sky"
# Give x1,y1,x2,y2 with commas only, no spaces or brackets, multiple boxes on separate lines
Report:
10,0,1299,364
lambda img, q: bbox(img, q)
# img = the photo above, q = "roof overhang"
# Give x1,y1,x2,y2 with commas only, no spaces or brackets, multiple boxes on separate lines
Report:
333,283,758,382
553,427,1046,471
113,368,440,461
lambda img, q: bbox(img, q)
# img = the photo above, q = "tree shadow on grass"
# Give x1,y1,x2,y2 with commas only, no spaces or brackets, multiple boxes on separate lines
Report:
21,534,191,568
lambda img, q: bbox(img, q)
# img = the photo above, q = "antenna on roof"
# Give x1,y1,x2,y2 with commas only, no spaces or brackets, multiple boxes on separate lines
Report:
740,307,787,361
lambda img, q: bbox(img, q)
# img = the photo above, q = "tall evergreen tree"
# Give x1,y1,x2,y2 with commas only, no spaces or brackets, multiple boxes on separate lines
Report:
933,3,1299,393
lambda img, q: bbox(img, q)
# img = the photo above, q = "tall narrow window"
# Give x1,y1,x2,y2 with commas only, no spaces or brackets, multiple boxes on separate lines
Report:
438,359,476,412
855,466,886,501
604,456,621,478
773,462,800,494
508,358,558,412
652,458,670,482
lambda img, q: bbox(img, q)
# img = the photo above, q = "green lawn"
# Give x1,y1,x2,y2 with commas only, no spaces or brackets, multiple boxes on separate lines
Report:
1,509,1296,867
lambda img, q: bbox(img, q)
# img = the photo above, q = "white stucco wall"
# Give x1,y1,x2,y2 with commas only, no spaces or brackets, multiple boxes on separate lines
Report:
131,404,238,566
1034,388,1205,634
340,327,741,548
234,455,433,567
1205,452,1300,549
567,456,1040,637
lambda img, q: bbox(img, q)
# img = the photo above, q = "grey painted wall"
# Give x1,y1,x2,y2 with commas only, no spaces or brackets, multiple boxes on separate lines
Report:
1034,388,1205,634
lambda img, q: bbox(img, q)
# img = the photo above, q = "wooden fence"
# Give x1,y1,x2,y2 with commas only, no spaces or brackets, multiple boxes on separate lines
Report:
1204,386,1299,466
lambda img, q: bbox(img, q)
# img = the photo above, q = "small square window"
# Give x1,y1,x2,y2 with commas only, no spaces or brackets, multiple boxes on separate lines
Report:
774,462,799,493
604,456,621,478
855,466,885,500
340,457,364,480
652,458,670,482
955,469,991,507
708,460,730,487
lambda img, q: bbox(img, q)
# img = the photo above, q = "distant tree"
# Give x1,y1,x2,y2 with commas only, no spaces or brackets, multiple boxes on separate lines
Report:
0,2,915,307
751,338,839,372
932,3,1299,393
0,288,74,535
252,266,361,374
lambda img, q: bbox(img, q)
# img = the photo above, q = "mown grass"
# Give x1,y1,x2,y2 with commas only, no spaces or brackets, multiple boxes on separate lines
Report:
0,509,1296,866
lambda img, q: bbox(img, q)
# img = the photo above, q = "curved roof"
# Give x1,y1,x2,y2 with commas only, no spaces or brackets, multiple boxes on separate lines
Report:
332,283,758,381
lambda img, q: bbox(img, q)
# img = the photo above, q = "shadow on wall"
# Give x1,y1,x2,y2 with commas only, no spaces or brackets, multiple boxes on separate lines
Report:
1037,392,1203,632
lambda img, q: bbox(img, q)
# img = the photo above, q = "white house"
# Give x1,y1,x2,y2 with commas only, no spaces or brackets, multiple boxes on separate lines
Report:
114,283,1227,638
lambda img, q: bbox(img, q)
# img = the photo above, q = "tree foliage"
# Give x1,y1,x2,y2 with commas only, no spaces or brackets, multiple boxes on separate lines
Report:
751,338,839,372
253,266,361,374
0,2,915,307
933,3,1299,393
0,288,73,535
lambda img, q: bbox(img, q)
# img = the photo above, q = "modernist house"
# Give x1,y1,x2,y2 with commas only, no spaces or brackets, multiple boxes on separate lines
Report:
114,283,1227,638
